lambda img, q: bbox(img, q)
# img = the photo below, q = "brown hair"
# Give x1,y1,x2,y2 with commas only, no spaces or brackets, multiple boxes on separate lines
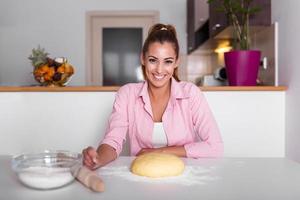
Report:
141,23,180,81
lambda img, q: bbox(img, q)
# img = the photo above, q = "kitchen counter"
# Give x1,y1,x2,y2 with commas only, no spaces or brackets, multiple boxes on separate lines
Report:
1,156,300,200
0,89,285,157
0,86,287,92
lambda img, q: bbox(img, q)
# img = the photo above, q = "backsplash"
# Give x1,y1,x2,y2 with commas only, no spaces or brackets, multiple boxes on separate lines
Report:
186,23,278,86
252,23,278,86
186,52,219,85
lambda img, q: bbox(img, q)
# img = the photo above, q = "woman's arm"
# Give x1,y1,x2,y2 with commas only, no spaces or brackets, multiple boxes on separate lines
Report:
96,144,118,166
82,144,117,170
184,85,224,158
100,85,130,156
137,146,187,157
82,85,130,169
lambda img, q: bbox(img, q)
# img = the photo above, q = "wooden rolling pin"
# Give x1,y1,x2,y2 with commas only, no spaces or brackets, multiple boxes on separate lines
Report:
71,164,105,192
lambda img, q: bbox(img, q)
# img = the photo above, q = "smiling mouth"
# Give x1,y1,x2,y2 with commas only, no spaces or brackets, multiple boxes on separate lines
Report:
153,74,165,80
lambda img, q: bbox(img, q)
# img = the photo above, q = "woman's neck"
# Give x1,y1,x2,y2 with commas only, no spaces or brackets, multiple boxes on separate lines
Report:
147,80,171,101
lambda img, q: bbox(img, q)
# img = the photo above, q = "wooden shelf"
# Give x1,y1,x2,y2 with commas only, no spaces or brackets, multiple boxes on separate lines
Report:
0,86,287,92
200,86,287,91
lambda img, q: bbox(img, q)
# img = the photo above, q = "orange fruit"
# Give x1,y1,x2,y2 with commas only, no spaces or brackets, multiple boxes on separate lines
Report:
34,69,43,77
40,64,50,73
64,64,74,74
57,65,65,73
48,67,55,77
44,74,52,81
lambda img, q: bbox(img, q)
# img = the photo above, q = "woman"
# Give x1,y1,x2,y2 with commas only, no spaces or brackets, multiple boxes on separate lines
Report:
82,23,223,170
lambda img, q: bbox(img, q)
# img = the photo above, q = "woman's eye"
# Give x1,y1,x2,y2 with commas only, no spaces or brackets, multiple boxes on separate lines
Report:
165,60,173,64
149,59,156,63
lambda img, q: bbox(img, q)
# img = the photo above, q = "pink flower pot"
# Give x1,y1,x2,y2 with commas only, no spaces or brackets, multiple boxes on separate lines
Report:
224,50,261,86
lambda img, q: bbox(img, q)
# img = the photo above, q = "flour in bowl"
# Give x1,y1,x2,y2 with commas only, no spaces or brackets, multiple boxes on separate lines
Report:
17,166,74,189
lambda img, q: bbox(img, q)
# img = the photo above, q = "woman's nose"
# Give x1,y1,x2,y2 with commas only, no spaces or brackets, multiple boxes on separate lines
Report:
156,62,163,73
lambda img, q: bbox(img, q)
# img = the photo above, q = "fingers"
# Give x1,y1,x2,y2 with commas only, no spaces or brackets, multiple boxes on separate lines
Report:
87,147,100,163
136,149,144,157
136,148,148,156
82,147,99,170
136,148,158,156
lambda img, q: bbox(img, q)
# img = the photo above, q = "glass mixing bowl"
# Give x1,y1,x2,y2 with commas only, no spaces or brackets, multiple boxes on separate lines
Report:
11,150,82,190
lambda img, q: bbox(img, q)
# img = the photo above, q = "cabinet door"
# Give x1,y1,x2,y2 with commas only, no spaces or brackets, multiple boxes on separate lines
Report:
187,0,210,53
209,0,228,37
187,0,195,52
209,0,271,37
194,0,209,31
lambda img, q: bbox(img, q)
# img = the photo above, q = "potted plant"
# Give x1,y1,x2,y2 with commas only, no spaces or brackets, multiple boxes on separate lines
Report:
208,0,261,86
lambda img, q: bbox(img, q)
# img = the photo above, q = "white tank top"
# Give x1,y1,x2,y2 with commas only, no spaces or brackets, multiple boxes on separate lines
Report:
152,122,168,148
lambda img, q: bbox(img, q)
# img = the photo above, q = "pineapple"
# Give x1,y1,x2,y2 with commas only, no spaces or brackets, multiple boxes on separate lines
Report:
28,45,49,68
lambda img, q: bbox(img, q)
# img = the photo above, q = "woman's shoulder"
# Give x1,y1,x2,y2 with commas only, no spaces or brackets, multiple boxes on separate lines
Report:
117,82,145,97
177,81,202,96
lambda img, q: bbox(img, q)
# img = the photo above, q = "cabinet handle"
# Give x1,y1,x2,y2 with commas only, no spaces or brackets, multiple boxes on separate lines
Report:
212,24,221,30
197,18,206,26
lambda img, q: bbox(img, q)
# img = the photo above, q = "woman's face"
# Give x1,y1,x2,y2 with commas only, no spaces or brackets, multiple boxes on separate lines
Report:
141,42,178,89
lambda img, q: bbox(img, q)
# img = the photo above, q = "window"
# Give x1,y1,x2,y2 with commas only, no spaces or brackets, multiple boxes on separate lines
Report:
102,28,142,86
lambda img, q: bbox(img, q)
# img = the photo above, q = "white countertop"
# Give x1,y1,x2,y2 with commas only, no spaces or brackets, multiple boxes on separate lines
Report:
1,156,300,200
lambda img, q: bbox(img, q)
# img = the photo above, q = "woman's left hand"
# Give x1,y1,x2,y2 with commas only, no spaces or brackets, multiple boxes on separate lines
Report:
136,146,187,157
136,148,162,156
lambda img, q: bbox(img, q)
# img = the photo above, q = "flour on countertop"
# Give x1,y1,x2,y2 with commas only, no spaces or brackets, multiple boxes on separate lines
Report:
99,166,219,186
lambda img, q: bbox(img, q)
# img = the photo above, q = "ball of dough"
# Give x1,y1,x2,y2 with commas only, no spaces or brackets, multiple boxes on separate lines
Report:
130,153,185,178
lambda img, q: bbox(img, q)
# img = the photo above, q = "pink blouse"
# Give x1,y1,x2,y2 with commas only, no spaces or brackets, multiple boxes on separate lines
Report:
101,78,224,158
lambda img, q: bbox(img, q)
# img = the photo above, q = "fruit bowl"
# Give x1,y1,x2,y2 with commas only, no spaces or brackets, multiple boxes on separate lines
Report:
11,150,82,190
29,46,75,87
33,59,74,87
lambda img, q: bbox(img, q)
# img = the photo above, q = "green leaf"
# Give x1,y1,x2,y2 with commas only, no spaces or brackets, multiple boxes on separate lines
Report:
248,7,261,14
216,7,225,12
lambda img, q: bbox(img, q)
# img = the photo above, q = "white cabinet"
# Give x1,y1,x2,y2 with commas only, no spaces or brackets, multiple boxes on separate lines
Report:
0,90,285,157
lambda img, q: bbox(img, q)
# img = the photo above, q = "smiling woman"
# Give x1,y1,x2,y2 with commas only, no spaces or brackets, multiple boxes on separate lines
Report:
142,41,178,90
141,24,180,83
140,24,180,123
82,23,224,171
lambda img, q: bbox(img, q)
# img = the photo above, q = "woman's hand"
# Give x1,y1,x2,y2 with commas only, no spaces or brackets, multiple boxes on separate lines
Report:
136,148,162,156
82,146,101,170
136,146,187,157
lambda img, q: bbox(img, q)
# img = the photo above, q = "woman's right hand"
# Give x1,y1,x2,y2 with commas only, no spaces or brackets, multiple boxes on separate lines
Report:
82,146,101,170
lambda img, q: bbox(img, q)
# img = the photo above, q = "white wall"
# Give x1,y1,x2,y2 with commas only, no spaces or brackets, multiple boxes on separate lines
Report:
0,0,187,85
0,91,285,158
272,0,300,162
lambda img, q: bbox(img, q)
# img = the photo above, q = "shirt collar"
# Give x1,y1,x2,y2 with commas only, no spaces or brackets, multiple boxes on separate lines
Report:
138,80,149,104
170,77,190,100
138,77,190,104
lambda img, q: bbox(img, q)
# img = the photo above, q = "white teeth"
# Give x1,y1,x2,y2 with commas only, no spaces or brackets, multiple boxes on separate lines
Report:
154,75,165,80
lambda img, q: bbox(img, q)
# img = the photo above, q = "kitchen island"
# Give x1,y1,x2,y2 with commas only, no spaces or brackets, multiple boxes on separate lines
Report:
0,86,286,157
1,156,300,200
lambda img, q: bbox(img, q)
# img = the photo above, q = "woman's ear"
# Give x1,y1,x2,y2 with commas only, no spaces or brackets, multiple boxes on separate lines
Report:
175,56,181,68
140,53,145,66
